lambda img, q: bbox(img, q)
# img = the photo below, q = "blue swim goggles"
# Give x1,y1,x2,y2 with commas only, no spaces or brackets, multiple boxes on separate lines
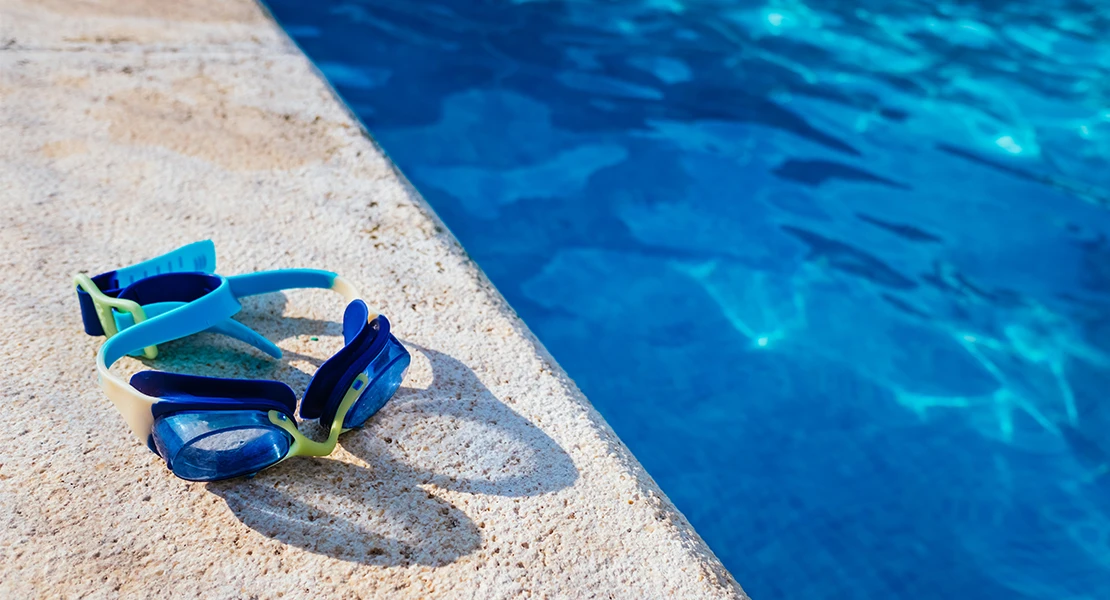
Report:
73,241,411,481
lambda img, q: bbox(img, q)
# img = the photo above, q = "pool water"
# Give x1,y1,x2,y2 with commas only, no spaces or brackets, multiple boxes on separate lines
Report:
262,0,1110,597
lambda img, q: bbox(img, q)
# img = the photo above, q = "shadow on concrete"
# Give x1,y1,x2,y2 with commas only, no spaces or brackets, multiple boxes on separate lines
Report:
200,294,579,566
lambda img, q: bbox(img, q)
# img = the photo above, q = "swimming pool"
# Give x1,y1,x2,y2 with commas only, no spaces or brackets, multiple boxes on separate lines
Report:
261,0,1110,597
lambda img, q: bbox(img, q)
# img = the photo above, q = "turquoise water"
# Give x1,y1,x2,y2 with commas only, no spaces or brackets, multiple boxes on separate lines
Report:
262,0,1110,597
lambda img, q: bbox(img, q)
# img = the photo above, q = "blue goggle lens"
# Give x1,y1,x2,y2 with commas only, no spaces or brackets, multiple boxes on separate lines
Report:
152,410,293,481
343,336,411,429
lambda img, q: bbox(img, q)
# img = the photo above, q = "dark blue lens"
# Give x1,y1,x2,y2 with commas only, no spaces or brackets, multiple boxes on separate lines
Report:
151,410,293,481
343,336,411,429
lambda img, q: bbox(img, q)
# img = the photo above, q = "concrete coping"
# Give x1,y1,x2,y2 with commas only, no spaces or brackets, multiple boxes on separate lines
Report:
0,0,744,597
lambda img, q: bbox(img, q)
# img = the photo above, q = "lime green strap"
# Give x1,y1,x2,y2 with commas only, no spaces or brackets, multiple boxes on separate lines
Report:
73,273,158,359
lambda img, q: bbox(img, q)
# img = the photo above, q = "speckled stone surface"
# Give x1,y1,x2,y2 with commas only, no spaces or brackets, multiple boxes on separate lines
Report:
0,1,744,598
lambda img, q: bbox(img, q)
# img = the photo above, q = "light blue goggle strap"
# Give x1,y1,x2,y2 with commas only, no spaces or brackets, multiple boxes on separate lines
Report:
227,269,338,298
113,240,217,288
76,240,218,338
101,243,334,360
115,302,283,359
101,269,341,370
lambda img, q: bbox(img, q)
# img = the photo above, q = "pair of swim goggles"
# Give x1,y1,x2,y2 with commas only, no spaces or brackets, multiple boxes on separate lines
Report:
73,240,410,482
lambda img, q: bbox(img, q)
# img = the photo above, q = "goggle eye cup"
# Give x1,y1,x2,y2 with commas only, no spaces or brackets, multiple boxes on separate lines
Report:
343,336,411,429
151,410,294,482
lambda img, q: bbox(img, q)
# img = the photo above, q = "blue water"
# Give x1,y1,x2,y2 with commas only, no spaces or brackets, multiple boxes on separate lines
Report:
262,1,1110,597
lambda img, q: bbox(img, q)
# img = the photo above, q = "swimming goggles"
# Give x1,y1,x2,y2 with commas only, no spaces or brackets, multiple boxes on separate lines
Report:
73,240,411,481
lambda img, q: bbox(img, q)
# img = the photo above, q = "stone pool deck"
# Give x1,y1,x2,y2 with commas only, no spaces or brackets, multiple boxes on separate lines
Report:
0,0,744,597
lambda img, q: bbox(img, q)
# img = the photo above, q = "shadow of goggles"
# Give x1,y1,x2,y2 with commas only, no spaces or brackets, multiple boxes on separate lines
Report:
73,240,410,481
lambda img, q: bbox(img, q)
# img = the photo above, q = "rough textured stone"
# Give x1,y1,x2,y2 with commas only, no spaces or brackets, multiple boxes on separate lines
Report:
0,0,744,598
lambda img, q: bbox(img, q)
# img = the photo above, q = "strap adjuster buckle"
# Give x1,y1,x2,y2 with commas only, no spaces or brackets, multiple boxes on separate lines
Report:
73,273,158,359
